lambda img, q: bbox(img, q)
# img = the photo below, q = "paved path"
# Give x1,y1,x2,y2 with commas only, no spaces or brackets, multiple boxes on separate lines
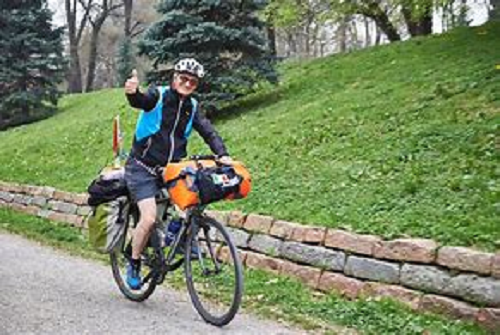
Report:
0,232,304,335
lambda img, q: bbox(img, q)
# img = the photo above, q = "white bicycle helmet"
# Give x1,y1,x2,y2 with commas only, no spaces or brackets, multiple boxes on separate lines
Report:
174,58,205,78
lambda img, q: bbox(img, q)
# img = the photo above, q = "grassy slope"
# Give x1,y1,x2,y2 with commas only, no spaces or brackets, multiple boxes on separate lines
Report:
0,23,499,249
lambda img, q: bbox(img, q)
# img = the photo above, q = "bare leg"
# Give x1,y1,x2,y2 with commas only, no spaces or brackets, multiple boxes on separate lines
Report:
132,198,156,260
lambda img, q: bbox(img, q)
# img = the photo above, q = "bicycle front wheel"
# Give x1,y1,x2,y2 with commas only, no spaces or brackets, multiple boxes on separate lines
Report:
184,216,244,327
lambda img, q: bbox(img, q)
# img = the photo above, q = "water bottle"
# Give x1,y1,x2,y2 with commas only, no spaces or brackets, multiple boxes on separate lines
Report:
164,219,182,246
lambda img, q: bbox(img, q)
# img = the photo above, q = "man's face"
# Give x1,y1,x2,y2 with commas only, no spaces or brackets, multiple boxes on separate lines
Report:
173,72,199,96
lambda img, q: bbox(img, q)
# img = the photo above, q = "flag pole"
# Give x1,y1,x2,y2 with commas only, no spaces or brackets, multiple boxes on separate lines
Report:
112,115,121,168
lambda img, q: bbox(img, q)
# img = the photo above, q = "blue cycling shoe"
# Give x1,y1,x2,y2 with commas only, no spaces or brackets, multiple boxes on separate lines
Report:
126,261,142,290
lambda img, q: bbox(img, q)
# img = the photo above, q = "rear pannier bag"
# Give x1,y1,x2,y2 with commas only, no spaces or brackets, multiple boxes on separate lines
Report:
87,196,129,254
87,167,128,207
163,160,251,210
86,167,130,253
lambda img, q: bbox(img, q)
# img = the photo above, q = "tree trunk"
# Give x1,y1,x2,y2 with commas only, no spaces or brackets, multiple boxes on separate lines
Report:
287,30,296,57
491,0,500,21
402,1,433,37
65,0,92,93
123,0,133,37
418,13,433,35
364,17,371,47
86,20,105,92
312,24,320,57
304,7,316,58
265,9,277,58
65,0,82,93
304,27,310,57
348,18,359,49
319,29,326,57
267,25,277,58
372,15,401,41
20,37,29,119
375,25,382,45
337,16,348,52
455,0,466,27
68,45,83,93
356,1,401,42
441,2,449,31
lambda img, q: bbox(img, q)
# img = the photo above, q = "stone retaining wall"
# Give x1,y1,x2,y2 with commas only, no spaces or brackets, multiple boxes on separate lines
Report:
1,181,499,330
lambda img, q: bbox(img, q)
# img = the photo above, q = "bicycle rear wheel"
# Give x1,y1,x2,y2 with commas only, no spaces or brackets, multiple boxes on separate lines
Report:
110,207,159,302
184,215,244,326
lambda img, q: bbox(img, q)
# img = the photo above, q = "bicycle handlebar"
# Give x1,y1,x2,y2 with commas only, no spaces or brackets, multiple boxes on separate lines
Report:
155,155,227,177
189,154,220,161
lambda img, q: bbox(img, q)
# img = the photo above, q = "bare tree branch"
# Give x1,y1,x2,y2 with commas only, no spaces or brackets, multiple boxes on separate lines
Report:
131,26,146,38
107,3,124,14
82,0,125,91
77,0,96,26
130,20,143,35
76,0,93,44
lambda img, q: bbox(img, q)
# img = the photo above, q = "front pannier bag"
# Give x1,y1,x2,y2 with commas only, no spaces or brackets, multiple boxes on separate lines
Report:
163,160,251,210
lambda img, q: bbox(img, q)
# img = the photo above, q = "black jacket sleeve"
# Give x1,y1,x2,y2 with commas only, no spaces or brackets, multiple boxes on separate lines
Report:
193,110,229,157
126,86,160,111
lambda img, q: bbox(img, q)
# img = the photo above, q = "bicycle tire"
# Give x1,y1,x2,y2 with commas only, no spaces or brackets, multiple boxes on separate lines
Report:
184,216,244,326
110,207,158,302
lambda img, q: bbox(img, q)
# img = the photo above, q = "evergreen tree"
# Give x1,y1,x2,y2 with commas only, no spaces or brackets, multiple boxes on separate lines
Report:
139,0,278,110
116,37,135,86
0,0,65,130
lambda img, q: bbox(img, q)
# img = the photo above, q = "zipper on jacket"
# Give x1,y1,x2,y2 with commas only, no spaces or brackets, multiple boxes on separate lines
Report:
139,87,164,162
166,99,183,166
141,137,153,158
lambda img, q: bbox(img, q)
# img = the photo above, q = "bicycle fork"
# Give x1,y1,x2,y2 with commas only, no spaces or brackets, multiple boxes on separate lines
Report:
194,219,222,276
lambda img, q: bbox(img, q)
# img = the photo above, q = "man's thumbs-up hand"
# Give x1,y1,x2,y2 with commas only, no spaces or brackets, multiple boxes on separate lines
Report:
125,69,139,94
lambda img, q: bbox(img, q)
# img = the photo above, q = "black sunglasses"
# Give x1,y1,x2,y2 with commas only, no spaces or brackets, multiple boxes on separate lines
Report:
177,74,199,86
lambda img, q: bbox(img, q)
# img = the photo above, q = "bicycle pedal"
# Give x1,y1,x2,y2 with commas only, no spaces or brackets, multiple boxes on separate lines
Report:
155,272,166,284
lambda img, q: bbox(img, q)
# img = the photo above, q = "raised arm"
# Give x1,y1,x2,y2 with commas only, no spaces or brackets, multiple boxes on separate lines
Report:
124,69,160,111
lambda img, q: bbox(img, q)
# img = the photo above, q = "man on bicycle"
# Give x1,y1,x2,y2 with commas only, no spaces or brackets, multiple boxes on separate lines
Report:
124,58,231,290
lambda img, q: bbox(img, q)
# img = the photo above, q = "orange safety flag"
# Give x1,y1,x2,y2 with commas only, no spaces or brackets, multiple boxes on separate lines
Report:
112,115,123,168
112,115,120,157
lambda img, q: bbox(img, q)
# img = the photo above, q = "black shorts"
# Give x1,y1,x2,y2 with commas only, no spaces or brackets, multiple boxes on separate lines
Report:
124,158,161,202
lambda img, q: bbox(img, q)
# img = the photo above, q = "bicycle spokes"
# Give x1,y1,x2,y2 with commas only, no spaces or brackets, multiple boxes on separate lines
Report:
184,217,243,326
202,228,222,273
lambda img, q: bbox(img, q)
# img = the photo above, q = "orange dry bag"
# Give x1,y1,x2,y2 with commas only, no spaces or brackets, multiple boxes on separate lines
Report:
163,160,251,210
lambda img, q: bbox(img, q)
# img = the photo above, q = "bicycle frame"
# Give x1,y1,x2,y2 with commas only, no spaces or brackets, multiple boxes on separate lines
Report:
139,195,210,285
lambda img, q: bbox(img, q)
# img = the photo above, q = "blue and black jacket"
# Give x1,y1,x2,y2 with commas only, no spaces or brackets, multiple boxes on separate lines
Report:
126,86,228,167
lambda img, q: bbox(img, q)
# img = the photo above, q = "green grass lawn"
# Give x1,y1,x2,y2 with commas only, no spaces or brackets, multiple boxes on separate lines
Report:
0,208,485,334
0,23,499,250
